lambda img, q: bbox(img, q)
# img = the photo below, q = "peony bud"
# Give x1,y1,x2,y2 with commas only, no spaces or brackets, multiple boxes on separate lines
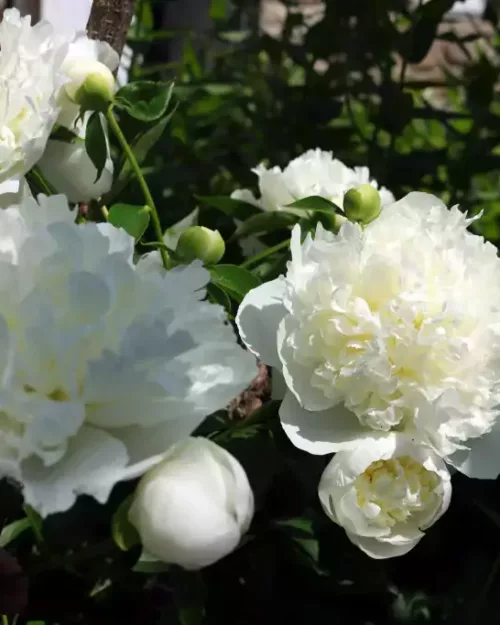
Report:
128,437,254,570
318,434,451,559
38,114,113,202
176,226,225,265
343,184,382,225
63,60,115,112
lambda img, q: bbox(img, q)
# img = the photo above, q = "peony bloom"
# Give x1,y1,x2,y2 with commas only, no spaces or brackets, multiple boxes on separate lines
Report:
38,115,114,202
129,437,254,570
0,9,70,182
0,194,256,516
231,149,395,213
237,192,500,478
318,434,451,559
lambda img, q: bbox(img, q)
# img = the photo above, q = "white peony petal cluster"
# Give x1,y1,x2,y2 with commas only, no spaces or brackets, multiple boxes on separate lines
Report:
0,8,118,202
129,437,254,570
237,192,500,482
0,194,256,517
318,434,451,558
231,149,395,213
0,9,69,183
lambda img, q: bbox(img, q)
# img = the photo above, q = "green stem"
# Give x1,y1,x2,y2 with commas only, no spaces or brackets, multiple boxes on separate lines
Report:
240,238,291,269
2,615,9,625
106,106,169,269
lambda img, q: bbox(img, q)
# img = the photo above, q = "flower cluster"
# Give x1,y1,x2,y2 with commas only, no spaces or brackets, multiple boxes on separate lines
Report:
238,185,500,557
0,9,117,202
232,149,395,213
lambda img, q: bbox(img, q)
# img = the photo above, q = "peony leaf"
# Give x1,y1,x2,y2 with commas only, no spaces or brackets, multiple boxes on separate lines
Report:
232,212,299,239
111,494,140,552
107,108,177,202
85,111,108,183
286,196,340,213
108,204,150,240
210,264,261,303
0,518,31,548
114,81,174,122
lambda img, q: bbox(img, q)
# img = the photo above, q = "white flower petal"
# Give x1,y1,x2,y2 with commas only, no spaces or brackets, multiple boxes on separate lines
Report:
347,532,421,559
448,421,500,479
236,277,287,368
21,426,129,516
279,390,383,455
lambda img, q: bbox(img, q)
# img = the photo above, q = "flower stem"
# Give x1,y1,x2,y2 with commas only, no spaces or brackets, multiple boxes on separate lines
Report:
240,238,291,269
105,106,169,270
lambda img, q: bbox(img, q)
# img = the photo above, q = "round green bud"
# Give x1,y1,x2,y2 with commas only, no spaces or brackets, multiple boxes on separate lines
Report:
343,184,382,225
65,61,115,112
176,226,225,265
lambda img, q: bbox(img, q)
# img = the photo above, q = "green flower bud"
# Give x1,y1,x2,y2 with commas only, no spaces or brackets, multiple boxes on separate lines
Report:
176,226,225,265
65,61,115,112
343,184,382,225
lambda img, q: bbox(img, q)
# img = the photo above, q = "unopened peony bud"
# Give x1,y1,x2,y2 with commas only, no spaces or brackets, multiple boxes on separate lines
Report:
344,184,382,225
128,437,254,570
176,226,225,265
64,60,115,112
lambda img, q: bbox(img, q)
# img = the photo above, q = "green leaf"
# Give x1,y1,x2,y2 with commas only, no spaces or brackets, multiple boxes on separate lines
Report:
114,81,174,122
132,551,170,574
170,568,206,625
286,196,340,213
275,514,327,575
0,518,31,547
85,111,108,183
108,107,177,201
108,203,150,240
111,494,140,551
23,504,44,546
232,212,299,240
206,282,232,314
196,195,261,220
209,0,228,20
210,264,261,303
49,125,81,144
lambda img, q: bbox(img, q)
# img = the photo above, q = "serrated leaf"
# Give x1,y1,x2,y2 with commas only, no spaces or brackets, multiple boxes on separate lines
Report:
114,81,174,122
196,195,261,220
108,203,150,240
85,111,108,183
111,494,140,551
286,196,340,213
0,518,31,547
233,211,299,239
210,264,261,303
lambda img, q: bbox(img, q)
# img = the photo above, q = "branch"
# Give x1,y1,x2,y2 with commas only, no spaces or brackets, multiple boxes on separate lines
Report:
86,0,137,58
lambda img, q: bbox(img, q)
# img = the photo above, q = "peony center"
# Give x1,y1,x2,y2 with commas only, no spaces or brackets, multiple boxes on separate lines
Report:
354,455,441,528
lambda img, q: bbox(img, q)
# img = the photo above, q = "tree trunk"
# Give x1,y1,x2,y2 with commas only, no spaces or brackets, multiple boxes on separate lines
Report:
86,0,136,57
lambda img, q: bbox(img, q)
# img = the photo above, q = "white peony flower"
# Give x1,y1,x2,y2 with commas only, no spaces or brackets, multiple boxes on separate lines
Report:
38,114,114,202
0,194,256,516
231,149,395,214
318,434,451,559
237,192,500,478
0,9,70,182
129,437,254,570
